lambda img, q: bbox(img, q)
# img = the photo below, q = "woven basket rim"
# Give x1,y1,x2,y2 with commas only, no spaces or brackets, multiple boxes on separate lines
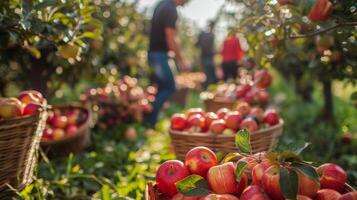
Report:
40,103,91,145
169,119,284,138
204,97,235,104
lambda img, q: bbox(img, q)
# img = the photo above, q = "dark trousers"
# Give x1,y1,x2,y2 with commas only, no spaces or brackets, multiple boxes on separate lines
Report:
201,57,217,89
222,61,238,81
147,52,176,126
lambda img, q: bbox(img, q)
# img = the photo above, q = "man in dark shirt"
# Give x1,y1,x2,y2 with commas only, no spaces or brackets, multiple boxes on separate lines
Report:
147,0,189,126
196,21,217,88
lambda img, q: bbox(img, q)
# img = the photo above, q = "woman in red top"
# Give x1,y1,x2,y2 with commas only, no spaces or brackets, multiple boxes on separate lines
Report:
221,31,244,81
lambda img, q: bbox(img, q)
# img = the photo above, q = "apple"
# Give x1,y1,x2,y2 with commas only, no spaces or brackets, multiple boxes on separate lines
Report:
254,69,272,89
42,128,53,141
338,192,357,200
297,171,320,198
23,102,41,116
263,109,280,126
240,185,270,200
0,98,23,119
66,125,78,136
236,102,251,116
47,110,55,124
204,112,219,132
156,160,189,197
187,114,205,132
236,84,251,98
52,115,68,129
225,111,244,131
210,119,226,134
262,165,284,200
257,90,269,103
18,91,41,104
171,113,187,131
341,133,353,144
217,108,230,119
67,110,80,125
252,159,272,186
309,0,333,22
171,193,199,200
317,163,347,192
316,189,341,200
244,90,255,104
250,107,264,122
124,127,137,141
200,194,239,200
185,146,218,177
187,108,205,119
297,195,313,200
53,128,65,140
207,162,248,195
240,118,258,132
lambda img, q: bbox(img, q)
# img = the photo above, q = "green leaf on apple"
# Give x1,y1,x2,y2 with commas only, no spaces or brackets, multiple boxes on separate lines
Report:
350,91,357,100
279,150,302,163
288,141,310,155
279,167,298,199
235,129,251,154
291,162,320,183
215,151,226,163
235,160,247,182
176,175,211,197
220,152,244,164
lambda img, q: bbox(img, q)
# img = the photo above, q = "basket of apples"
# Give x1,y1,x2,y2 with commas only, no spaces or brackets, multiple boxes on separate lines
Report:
40,103,91,156
169,103,283,160
146,132,356,200
201,69,271,112
80,76,154,129
0,90,47,195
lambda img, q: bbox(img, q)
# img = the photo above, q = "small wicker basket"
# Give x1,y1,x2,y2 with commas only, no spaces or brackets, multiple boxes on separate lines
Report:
169,120,284,161
40,103,92,156
204,98,236,112
0,106,47,197
145,182,355,200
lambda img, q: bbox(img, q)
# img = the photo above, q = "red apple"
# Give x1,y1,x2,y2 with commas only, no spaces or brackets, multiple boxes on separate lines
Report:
262,165,284,200
204,112,219,132
236,84,251,98
23,102,41,116
18,91,41,104
338,192,357,200
341,134,353,144
52,128,65,140
316,189,341,200
257,90,269,103
244,90,255,104
210,119,226,134
187,108,205,119
217,108,230,119
171,113,187,131
156,160,189,197
52,115,68,129
240,118,258,132
254,69,272,89
225,111,244,131
171,193,199,200
252,159,272,186
200,194,239,200
47,110,55,124
187,114,205,132
42,128,53,141
185,146,218,177
250,107,264,122
297,195,313,200
66,125,78,136
309,0,333,22
263,109,280,126
0,98,23,119
317,163,347,192
240,185,270,200
297,171,320,198
236,102,251,116
207,162,248,195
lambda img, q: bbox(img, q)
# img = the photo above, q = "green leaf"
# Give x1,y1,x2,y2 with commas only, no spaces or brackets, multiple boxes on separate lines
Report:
101,185,111,200
291,162,320,183
176,175,211,197
288,142,310,155
279,150,302,163
220,152,244,164
235,129,251,154
34,0,56,10
235,160,247,182
78,32,102,40
351,91,357,100
279,167,298,199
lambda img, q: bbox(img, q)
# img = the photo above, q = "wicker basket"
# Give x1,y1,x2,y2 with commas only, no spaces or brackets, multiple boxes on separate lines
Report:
40,103,92,156
0,107,47,197
169,88,189,106
145,182,355,200
204,98,236,112
169,120,284,161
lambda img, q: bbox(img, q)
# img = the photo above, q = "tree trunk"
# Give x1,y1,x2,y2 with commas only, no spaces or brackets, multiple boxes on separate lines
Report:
321,80,335,122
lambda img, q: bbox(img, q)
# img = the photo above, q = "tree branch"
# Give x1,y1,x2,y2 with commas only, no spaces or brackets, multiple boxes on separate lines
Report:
289,21,357,39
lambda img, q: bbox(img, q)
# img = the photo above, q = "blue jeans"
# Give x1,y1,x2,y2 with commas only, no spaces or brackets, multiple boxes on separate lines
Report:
147,52,176,126
201,57,217,89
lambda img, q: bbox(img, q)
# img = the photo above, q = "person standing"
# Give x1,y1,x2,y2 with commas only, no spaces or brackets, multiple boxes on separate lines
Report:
147,0,190,127
221,31,244,81
196,21,217,89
